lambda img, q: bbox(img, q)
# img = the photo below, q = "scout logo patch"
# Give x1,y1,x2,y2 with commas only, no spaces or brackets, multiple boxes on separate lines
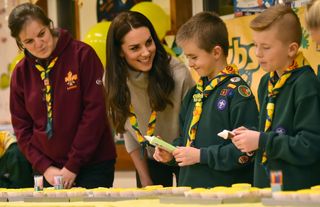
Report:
65,71,78,90
238,155,249,164
238,85,251,97
275,126,286,135
230,77,241,83
220,89,228,96
216,98,227,111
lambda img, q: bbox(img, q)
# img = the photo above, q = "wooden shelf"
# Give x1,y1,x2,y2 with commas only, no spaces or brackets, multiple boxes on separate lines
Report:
115,142,135,171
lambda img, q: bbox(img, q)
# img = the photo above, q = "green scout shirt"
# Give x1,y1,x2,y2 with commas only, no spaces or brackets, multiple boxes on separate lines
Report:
173,75,258,188
0,143,33,188
255,66,320,191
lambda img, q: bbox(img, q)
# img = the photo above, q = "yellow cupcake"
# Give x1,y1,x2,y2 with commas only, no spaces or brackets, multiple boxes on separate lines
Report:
172,186,192,195
309,190,320,201
109,188,123,198
19,188,34,197
119,188,136,198
133,188,155,197
6,189,22,197
184,188,205,198
272,191,295,200
214,188,238,199
144,185,163,190
259,188,272,197
231,183,252,190
91,187,109,197
44,189,56,197
311,185,320,191
157,187,174,195
295,189,311,201
33,191,44,197
200,189,218,199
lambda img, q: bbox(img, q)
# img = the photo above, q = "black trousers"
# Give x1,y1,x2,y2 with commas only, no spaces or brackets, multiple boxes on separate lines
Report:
136,158,179,187
38,159,115,189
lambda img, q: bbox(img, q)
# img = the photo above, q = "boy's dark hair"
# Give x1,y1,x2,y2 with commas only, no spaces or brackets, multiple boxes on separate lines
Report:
176,11,229,57
250,4,302,46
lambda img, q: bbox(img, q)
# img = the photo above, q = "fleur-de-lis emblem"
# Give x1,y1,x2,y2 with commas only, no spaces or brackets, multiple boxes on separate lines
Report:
65,71,78,86
65,71,78,90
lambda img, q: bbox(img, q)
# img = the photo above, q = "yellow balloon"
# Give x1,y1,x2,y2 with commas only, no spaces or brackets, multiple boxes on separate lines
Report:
130,2,170,40
83,21,111,67
9,52,24,73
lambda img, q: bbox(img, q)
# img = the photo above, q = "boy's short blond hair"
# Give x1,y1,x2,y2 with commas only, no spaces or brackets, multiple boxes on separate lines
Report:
305,0,320,29
176,11,229,57
250,4,302,46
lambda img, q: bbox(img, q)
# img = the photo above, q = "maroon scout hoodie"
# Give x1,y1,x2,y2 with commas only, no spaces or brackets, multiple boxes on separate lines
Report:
10,29,116,174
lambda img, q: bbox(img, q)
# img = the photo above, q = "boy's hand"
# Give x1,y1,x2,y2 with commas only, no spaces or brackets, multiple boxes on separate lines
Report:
232,126,260,152
173,146,200,166
153,146,173,163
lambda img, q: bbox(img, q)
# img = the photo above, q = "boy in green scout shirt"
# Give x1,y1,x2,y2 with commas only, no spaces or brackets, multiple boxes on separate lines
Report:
0,131,33,188
232,4,320,191
153,12,258,188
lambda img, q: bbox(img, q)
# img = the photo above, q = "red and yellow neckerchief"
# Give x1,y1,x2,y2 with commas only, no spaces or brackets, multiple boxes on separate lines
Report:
129,104,157,151
187,64,239,147
262,52,309,164
35,57,58,139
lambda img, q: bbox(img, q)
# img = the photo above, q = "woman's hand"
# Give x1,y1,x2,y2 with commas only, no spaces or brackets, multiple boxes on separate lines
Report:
60,167,77,189
43,166,61,186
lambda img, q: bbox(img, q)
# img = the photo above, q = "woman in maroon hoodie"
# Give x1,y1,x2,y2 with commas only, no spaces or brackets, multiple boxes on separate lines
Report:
8,3,116,189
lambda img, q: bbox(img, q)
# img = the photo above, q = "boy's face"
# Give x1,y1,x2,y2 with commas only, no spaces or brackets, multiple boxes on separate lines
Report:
309,28,320,45
180,40,217,79
252,27,293,74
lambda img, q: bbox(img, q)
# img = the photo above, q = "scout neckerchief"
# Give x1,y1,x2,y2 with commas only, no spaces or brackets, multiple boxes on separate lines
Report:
262,52,309,164
35,57,58,139
186,64,238,147
129,104,157,157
